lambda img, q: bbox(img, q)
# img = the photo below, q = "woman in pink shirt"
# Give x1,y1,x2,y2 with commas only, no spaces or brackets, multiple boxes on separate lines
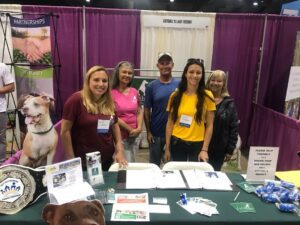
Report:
111,61,143,162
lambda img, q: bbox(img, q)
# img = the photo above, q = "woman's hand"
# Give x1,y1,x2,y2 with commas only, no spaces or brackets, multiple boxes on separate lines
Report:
198,150,209,162
129,128,142,137
147,132,155,144
224,153,232,162
114,151,128,167
112,122,128,168
164,148,171,162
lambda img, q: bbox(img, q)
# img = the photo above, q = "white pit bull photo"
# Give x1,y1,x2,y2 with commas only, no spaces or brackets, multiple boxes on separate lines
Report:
19,95,58,168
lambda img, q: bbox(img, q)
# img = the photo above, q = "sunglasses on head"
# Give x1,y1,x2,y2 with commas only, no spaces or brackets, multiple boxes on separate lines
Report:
187,58,204,64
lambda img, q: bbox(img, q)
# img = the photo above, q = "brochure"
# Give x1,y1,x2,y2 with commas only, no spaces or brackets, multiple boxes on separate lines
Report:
45,158,94,204
111,193,150,221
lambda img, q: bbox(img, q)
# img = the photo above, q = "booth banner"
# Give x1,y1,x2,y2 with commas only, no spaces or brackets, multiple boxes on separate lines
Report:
284,66,300,119
142,14,210,29
14,66,54,98
9,15,52,64
131,76,156,105
285,66,300,101
284,98,300,119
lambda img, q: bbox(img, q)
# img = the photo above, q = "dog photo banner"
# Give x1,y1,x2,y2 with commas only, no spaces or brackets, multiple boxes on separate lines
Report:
9,15,52,64
14,66,54,98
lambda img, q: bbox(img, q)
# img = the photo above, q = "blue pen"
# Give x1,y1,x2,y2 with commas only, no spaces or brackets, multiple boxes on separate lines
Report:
180,193,187,205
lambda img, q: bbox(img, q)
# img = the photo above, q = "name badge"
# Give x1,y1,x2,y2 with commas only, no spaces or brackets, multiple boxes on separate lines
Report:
179,115,192,128
97,119,110,133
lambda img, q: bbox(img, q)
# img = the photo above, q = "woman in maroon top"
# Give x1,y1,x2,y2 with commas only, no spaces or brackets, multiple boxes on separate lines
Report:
61,65,127,170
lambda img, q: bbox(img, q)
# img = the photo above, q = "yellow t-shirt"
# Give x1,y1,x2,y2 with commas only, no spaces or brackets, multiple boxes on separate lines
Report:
167,90,216,142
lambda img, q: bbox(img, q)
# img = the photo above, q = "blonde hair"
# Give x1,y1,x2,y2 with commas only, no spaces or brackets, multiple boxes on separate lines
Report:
81,65,115,115
206,70,230,98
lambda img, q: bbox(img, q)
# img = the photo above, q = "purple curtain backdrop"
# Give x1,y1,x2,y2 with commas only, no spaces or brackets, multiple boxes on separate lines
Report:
212,14,265,146
257,15,300,113
22,5,83,117
85,8,141,73
249,103,300,171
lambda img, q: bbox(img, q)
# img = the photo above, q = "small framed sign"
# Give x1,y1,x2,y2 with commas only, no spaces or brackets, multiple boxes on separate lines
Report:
246,146,279,183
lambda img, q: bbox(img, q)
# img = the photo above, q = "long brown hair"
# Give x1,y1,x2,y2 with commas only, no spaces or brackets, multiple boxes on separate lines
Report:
170,58,214,124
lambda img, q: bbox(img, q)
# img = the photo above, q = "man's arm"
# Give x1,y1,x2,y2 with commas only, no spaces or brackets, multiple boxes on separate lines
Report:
0,83,15,94
164,114,174,162
144,107,154,143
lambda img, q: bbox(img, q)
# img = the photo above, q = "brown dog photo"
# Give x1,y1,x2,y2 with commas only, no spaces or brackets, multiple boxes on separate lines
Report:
18,94,58,168
42,200,106,225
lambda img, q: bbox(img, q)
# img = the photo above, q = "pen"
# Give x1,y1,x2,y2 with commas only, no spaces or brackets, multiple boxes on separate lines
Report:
180,193,187,205
234,191,240,202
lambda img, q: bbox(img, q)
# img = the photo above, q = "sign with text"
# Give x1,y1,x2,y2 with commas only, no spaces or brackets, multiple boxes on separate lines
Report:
285,66,300,101
142,15,210,29
246,146,279,183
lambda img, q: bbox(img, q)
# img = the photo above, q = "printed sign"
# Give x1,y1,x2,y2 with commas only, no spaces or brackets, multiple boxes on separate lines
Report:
142,15,210,29
9,15,54,97
246,146,279,183
9,15,52,64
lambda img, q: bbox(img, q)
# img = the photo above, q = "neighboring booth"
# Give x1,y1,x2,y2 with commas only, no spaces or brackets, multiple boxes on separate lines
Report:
249,103,300,171
281,0,300,16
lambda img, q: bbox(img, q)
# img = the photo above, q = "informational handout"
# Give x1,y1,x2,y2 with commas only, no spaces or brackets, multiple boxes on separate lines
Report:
246,146,279,183
45,158,94,204
111,193,150,221
123,170,232,190
125,169,158,189
183,170,233,190
157,170,187,189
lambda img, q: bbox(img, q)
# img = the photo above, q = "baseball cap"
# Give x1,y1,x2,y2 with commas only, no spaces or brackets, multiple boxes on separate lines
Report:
158,52,173,62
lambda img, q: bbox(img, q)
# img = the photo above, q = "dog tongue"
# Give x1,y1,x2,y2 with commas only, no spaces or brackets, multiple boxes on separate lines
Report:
25,116,34,124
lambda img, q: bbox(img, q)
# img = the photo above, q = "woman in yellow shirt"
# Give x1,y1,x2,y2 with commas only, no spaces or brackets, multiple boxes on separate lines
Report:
165,58,215,162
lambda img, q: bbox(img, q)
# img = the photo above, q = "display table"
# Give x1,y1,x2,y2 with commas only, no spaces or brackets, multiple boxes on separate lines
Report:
0,172,299,225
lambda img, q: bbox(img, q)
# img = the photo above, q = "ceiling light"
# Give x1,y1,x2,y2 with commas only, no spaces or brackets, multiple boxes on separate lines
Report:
170,0,175,2
253,2,258,6
86,0,90,2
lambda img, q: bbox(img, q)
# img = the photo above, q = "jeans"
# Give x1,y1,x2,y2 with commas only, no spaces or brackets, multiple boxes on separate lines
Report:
149,136,165,166
170,136,203,161
123,136,141,163
0,112,7,163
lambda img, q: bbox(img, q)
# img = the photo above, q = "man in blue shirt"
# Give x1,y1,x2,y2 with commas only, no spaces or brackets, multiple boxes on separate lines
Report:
144,52,179,166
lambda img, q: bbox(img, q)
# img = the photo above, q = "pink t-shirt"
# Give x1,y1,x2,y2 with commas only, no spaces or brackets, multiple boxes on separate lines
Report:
111,87,141,139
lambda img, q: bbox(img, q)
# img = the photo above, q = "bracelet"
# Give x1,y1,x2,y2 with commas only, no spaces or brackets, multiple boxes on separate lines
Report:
201,149,208,152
